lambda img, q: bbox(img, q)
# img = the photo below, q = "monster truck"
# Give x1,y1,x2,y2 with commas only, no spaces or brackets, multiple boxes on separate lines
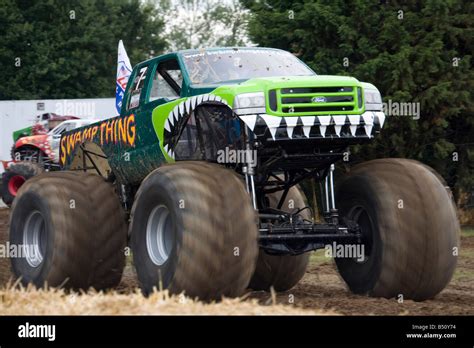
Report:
11,119,99,164
2,119,99,206
12,113,79,142
8,47,459,301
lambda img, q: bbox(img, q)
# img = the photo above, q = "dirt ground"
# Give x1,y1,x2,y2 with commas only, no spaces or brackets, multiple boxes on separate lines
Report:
1,208,473,315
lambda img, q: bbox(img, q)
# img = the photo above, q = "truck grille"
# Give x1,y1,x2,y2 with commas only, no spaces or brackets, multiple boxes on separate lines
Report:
269,86,361,114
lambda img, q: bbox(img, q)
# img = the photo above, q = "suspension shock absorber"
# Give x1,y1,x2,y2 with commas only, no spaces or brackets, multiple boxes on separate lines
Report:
328,163,339,224
322,163,339,224
243,126,257,210
324,175,330,215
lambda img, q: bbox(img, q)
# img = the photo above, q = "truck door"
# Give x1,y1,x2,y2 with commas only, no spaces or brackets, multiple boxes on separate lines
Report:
118,57,184,184
113,62,152,184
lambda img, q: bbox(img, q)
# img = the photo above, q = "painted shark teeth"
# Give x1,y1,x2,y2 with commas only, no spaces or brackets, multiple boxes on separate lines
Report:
240,114,258,132
301,116,316,138
348,115,361,136
316,116,330,138
237,111,385,140
374,111,386,128
332,115,347,137
169,109,176,126
185,99,191,113
163,144,174,159
162,94,230,159
284,116,299,139
261,114,282,140
163,95,388,158
362,112,374,137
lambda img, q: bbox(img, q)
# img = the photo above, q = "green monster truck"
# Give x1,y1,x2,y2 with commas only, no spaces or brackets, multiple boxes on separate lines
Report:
8,47,459,301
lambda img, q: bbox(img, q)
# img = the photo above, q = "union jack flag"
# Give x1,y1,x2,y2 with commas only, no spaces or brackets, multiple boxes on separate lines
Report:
116,40,132,114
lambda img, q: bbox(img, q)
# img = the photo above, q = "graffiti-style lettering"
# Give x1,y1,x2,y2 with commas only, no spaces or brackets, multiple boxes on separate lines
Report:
67,134,75,155
126,114,136,146
106,120,114,143
60,137,66,164
91,126,99,139
118,118,127,144
100,122,107,144
60,114,136,165
82,127,91,140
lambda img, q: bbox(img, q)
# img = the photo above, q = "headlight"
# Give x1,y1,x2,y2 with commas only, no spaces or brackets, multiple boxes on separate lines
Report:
364,88,383,111
233,92,266,115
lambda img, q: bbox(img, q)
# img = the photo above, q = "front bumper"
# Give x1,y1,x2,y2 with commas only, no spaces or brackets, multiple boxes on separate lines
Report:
238,111,386,141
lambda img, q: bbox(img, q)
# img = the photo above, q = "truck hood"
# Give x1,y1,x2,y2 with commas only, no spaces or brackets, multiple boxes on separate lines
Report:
192,75,364,104
202,73,357,88
242,75,360,89
15,134,49,148
188,75,361,96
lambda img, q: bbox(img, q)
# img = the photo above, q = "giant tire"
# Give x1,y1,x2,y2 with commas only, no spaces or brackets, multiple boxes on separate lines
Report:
335,158,460,301
130,161,258,300
9,172,127,290
249,185,311,292
1,161,44,207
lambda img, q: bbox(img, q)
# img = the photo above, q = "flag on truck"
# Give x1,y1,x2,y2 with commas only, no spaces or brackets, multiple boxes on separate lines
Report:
116,40,132,114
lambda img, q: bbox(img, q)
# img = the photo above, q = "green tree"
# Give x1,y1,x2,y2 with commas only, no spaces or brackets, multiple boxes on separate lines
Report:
0,0,167,100
243,0,473,201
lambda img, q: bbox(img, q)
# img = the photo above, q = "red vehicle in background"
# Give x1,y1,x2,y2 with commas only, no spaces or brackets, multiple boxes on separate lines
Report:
2,118,98,206
11,113,80,153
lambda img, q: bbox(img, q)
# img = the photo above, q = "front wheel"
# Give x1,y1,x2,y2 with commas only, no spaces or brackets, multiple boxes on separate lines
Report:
130,161,258,300
335,159,460,301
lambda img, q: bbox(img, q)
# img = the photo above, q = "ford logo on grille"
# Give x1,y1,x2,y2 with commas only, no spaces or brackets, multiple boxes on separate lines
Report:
312,96,327,103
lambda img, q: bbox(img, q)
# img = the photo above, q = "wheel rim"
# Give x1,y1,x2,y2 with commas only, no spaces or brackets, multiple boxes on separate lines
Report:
23,210,46,268
347,205,374,263
146,205,175,266
8,175,26,196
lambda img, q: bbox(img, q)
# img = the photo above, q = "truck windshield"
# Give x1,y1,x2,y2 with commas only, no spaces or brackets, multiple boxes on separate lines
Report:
182,48,315,85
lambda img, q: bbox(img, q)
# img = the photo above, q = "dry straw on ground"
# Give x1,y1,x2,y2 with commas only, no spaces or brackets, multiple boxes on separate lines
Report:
0,284,333,315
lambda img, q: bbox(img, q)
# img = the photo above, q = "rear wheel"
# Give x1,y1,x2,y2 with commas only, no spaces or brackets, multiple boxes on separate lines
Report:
130,161,258,300
9,172,127,290
1,161,44,207
335,159,460,301
249,185,311,292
